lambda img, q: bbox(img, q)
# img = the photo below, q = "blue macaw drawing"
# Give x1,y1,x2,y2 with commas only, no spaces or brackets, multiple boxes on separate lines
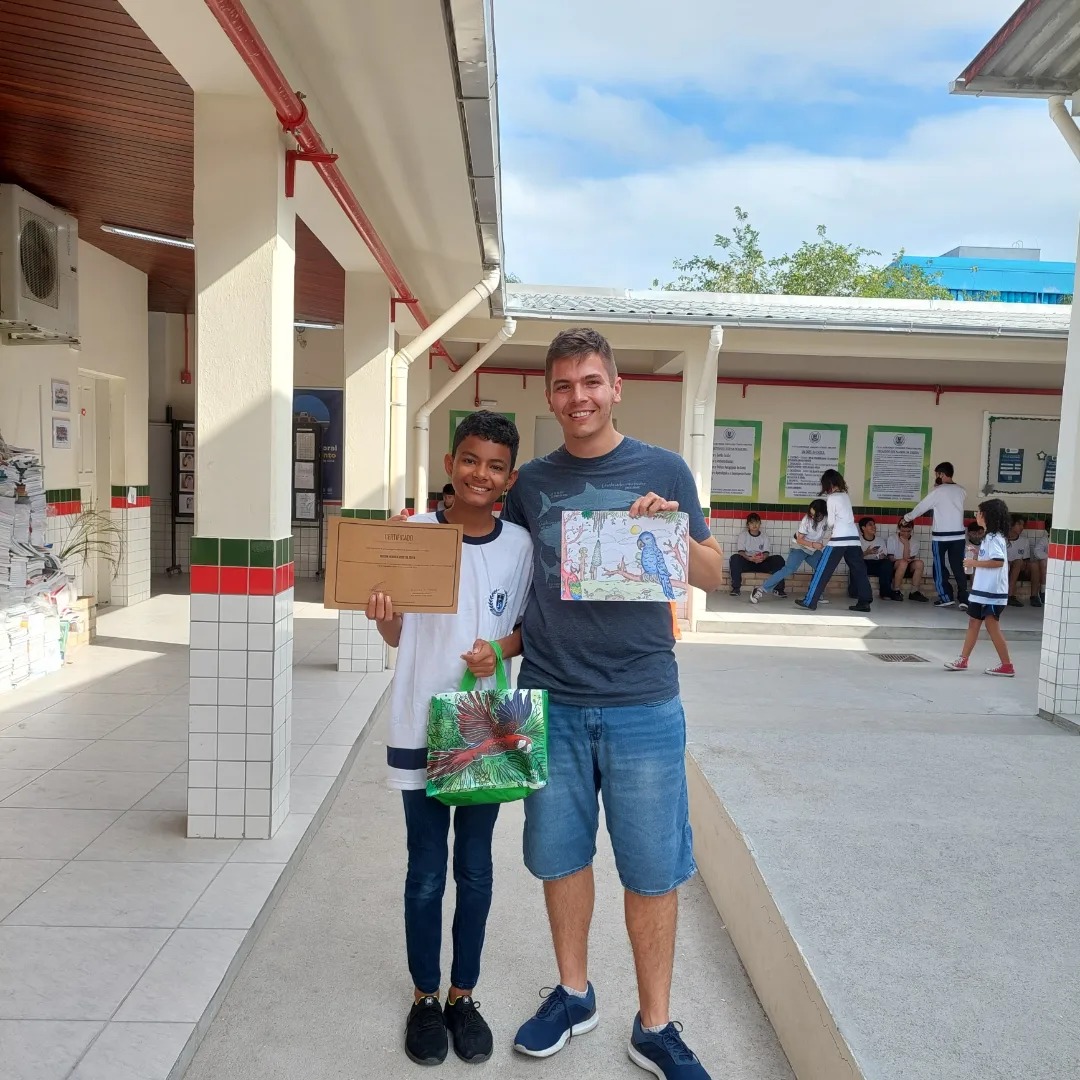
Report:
637,531,675,599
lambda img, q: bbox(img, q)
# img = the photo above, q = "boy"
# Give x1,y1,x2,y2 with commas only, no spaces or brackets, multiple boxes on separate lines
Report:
729,512,785,597
437,482,456,512
857,517,896,600
1032,516,1050,607
901,463,968,609
885,519,928,601
368,411,533,1067
1006,514,1031,607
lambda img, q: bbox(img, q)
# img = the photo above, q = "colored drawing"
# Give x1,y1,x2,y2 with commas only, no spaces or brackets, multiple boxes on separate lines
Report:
560,510,689,602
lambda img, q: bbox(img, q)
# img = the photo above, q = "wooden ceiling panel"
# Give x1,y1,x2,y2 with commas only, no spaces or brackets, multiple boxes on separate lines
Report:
0,0,344,320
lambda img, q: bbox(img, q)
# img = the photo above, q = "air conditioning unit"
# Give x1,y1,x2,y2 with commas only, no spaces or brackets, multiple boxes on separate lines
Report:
0,184,79,345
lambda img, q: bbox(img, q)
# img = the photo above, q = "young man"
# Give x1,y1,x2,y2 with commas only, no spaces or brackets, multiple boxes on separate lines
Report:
1006,514,1032,608
901,463,968,609
437,482,456,512
856,517,897,600
499,328,724,1079
729,513,786,597
369,411,533,1068
885,519,928,601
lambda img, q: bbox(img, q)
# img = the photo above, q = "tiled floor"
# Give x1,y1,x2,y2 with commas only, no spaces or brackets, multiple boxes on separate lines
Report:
0,581,389,1080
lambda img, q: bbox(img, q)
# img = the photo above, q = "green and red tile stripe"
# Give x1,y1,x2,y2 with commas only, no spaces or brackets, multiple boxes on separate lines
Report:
1049,529,1080,562
110,485,152,509
46,489,82,516
190,537,295,595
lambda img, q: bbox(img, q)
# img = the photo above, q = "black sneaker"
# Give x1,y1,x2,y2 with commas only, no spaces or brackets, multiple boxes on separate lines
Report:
909,591,929,603
729,588,741,597
1008,596,1023,608
445,995,493,1064
406,996,448,1066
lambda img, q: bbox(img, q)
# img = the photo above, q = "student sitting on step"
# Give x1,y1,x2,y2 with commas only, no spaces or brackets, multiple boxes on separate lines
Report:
728,512,786,597
1006,514,1032,608
884,519,929,602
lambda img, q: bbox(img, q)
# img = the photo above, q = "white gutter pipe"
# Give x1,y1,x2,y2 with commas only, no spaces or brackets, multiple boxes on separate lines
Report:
414,318,517,508
389,268,501,513
690,326,724,505
1049,96,1080,163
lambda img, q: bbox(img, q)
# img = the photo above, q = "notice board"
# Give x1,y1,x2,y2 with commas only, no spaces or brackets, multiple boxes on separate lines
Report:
982,413,1059,497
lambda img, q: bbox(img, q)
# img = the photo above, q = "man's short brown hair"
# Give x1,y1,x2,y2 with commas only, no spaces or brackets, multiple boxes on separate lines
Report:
544,327,618,387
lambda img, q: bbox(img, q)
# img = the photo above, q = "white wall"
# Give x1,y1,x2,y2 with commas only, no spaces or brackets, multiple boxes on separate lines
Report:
0,240,149,487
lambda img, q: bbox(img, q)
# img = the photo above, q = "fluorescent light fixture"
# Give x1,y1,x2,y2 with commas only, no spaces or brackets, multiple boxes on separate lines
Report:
100,223,195,250
294,319,341,330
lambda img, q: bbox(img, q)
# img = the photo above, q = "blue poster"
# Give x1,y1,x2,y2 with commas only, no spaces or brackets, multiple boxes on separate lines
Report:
293,388,343,503
1043,455,1057,492
997,447,1024,485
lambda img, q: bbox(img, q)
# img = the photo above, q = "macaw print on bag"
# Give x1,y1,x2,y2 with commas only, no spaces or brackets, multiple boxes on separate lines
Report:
427,644,548,806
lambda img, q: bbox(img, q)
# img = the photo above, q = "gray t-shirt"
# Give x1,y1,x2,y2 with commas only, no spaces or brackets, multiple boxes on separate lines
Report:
500,437,711,706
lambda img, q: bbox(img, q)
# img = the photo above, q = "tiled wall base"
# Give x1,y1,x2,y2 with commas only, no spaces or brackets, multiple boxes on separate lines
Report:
111,504,152,606
337,610,386,673
1038,556,1079,716
293,506,341,579
188,537,295,840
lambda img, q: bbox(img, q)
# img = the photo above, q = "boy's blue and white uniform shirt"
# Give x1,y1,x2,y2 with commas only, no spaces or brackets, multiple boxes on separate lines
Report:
970,532,1009,606
907,483,968,543
737,529,769,555
385,512,533,790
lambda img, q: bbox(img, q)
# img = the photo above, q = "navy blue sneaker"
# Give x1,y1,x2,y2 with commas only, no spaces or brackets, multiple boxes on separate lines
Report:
629,1014,710,1078
513,984,598,1057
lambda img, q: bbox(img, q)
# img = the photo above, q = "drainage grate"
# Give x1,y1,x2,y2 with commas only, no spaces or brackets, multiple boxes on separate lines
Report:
871,653,928,663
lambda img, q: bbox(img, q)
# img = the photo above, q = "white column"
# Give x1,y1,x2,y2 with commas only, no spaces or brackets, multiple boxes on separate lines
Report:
678,349,716,629
337,272,393,673
1038,223,1080,727
187,94,296,840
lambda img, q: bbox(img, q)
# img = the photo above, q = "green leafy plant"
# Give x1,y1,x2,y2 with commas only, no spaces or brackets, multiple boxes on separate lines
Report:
58,507,125,583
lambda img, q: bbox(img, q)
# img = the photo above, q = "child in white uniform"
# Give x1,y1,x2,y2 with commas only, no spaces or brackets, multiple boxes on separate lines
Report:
945,499,1015,676
798,470,872,612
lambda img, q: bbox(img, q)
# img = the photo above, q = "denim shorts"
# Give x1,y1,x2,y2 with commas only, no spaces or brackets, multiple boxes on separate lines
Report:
522,694,696,896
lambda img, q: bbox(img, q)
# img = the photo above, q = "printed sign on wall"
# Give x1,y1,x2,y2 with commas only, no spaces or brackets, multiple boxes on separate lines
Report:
780,423,846,502
983,414,1059,497
293,388,343,504
864,426,932,505
711,420,762,501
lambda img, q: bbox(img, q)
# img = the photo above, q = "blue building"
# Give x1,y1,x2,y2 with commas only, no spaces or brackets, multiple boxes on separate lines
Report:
896,246,1074,304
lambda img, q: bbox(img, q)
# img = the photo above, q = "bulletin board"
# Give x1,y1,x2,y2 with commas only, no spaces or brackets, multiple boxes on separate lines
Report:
981,413,1059,497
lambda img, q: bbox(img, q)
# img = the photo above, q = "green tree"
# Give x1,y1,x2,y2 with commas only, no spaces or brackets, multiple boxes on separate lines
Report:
654,207,951,300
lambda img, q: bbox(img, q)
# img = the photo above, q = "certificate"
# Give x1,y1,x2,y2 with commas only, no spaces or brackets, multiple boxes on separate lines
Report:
323,517,463,614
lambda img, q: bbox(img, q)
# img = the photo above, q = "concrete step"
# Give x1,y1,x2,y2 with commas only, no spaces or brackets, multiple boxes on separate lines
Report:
681,637,1079,1080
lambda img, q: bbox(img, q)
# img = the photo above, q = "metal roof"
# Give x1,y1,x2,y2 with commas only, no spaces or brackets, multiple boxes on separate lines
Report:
952,0,1080,98
503,287,1072,338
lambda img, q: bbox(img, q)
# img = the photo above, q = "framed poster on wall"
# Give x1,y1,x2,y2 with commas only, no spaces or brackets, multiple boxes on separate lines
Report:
981,413,1059,497
293,388,343,504
711,419,762,501
779,423,846,502
864,426,932,505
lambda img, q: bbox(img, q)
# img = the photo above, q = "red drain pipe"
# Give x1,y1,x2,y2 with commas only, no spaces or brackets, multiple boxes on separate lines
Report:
203,0,457,368
471,367,1063,401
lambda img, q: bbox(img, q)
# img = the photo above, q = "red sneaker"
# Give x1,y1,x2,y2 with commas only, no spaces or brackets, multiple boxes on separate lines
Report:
944,657,969,671
985,663,1016,677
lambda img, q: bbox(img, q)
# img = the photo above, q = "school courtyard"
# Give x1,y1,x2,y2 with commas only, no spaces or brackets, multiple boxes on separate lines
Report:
1,0,1080,1077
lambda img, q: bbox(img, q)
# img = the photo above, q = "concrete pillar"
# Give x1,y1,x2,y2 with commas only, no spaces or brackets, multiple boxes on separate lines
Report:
678,348,716,629
186,94,296,840
1038,227,1080,728
337,272,393,673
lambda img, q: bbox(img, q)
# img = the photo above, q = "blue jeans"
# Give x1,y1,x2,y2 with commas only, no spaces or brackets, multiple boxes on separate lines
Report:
523,695,695,896
401,789,500,994
762,547,821,593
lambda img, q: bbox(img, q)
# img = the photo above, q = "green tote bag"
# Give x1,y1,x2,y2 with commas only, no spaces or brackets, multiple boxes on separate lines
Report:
426,641,548,806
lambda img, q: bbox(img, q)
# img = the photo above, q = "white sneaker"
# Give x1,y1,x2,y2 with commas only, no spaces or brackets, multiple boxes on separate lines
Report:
750,587,764,604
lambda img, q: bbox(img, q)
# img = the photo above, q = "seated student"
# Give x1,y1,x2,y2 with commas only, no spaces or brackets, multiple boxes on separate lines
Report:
1006,513,1031,607
750,498,828,604
436,482,456,512
856,517,897,600
1031,516,1049,608
964,520,985,591
729,512,786,597
885,519,928,601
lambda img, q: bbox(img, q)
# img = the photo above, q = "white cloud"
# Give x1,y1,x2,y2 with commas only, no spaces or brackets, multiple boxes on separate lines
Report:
496,0,1017,100
503,104,1080,288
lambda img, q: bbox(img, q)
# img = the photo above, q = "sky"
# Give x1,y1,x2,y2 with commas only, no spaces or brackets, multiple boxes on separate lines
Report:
494,0,1080,289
